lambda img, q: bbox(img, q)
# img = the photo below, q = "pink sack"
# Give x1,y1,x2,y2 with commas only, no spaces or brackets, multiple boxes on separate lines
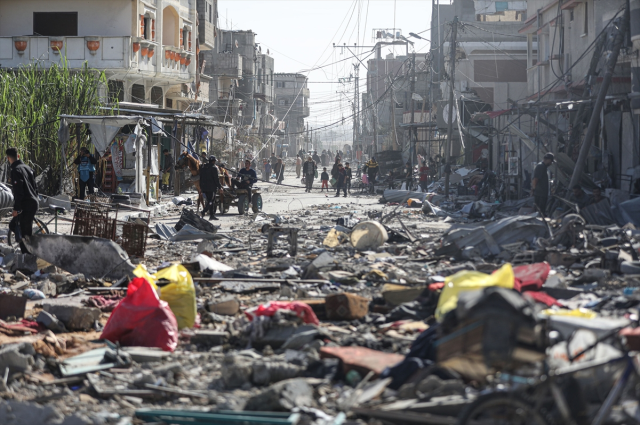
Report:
101,278,179,352
245,301,320,325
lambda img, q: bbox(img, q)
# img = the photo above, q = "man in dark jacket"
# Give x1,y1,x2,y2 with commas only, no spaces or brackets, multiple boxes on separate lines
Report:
199,155,221,220
334,164,347,197
303,156,317,192
331,158,341,183
7,148,38,254
274,158,285,185
233,159,257,204
74,147,98,200
344,162,353,194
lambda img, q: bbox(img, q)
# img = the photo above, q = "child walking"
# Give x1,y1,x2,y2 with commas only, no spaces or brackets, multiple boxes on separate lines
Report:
321,167,329,192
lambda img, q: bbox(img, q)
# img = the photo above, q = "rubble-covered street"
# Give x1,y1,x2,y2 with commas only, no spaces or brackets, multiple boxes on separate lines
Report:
0,162,639,425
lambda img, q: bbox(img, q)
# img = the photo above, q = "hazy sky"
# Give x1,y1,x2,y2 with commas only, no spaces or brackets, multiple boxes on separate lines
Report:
218,0,434,140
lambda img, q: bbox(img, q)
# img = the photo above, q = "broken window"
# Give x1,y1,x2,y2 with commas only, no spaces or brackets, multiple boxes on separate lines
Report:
33,12,78,36
131,84,145,104
151,87,163,108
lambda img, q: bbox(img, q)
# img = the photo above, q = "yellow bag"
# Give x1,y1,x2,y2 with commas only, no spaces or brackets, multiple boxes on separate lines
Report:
133,263,197,329
435,263,514,321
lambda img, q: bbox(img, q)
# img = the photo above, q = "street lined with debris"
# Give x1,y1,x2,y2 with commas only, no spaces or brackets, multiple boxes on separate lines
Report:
0,162,638,425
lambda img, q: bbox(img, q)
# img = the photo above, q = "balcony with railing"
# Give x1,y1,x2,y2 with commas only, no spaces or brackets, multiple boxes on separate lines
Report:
0,36,194,83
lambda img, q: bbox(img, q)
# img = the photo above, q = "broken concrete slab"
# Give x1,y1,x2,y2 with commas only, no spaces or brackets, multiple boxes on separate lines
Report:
43,304,101,331
23,235,135,279
325,293,370,320
0,342,35,374
36,310,67,333
207,297,240,315
0,400,89,425
244,378,315,411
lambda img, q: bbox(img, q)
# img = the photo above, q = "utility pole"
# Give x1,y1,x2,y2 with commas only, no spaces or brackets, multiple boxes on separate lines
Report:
410,52,416,170
390,82,397,149
353,64,360,149
569,6,628,189
444,16,458,197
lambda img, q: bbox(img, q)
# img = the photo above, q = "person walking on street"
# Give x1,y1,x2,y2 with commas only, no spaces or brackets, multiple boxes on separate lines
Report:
532,152,554,214
303,156,317,192
366,157,379,194
74,147,97,200
295,155,302,178
199,156,222,220
7,148,38,254
419,161,429,192
344,162,353,194
274,158,285,185
331,157,341,184
263,159,271,182
233,159,258,204
312,151,321,165
335,164,347,198
321,168,329,192
404,161,413,191
162,149,174,191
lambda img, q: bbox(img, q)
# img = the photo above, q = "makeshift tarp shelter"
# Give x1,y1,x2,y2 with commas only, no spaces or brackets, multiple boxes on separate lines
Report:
58,115,147,195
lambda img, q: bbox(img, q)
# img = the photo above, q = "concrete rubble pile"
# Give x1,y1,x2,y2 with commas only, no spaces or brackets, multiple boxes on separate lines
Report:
0,193,638,425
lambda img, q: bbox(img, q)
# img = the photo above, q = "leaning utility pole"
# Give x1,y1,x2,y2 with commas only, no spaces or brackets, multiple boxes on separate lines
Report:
566,32,606,156
444,16,458,197
569,6,629,189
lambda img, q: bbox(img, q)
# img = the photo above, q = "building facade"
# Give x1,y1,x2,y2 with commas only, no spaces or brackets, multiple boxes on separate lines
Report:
0,0,205,110
274,73,310,156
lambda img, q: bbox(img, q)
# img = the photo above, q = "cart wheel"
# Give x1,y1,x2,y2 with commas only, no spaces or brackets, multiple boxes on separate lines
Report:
252,194,263,213
8,217,49,251
238,195,248,215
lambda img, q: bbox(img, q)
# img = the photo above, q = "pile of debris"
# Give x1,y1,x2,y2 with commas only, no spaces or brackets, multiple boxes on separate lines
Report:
0,194,637,424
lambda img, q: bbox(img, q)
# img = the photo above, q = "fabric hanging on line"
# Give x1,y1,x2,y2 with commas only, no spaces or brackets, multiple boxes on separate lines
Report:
110,142,124,180
124,134,136,154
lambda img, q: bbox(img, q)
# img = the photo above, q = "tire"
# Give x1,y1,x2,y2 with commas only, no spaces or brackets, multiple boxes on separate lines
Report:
457,392,550,425
8,217,49,250
237,195,248,215
252,194,263,213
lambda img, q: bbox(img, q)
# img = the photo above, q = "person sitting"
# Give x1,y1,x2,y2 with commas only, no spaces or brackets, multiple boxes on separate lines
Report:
589,186,610,207
569,184,591,209
233,159,257,203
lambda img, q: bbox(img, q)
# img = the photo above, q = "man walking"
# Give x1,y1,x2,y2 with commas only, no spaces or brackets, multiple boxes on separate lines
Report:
74,147,97,200
162,149,174,191
335,164,347,198
303,156,317,192
532,152,554,214
344,162,353,194
366,157,379,194
199,155,221,220
7,148,38,254
274,158,285,185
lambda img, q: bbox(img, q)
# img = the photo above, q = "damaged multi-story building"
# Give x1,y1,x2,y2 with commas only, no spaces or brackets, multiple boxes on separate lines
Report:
274,73,310,157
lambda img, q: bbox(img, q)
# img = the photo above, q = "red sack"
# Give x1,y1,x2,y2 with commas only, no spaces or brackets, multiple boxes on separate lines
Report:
245,301,320,325
101,278,178,352
513,262,551,292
